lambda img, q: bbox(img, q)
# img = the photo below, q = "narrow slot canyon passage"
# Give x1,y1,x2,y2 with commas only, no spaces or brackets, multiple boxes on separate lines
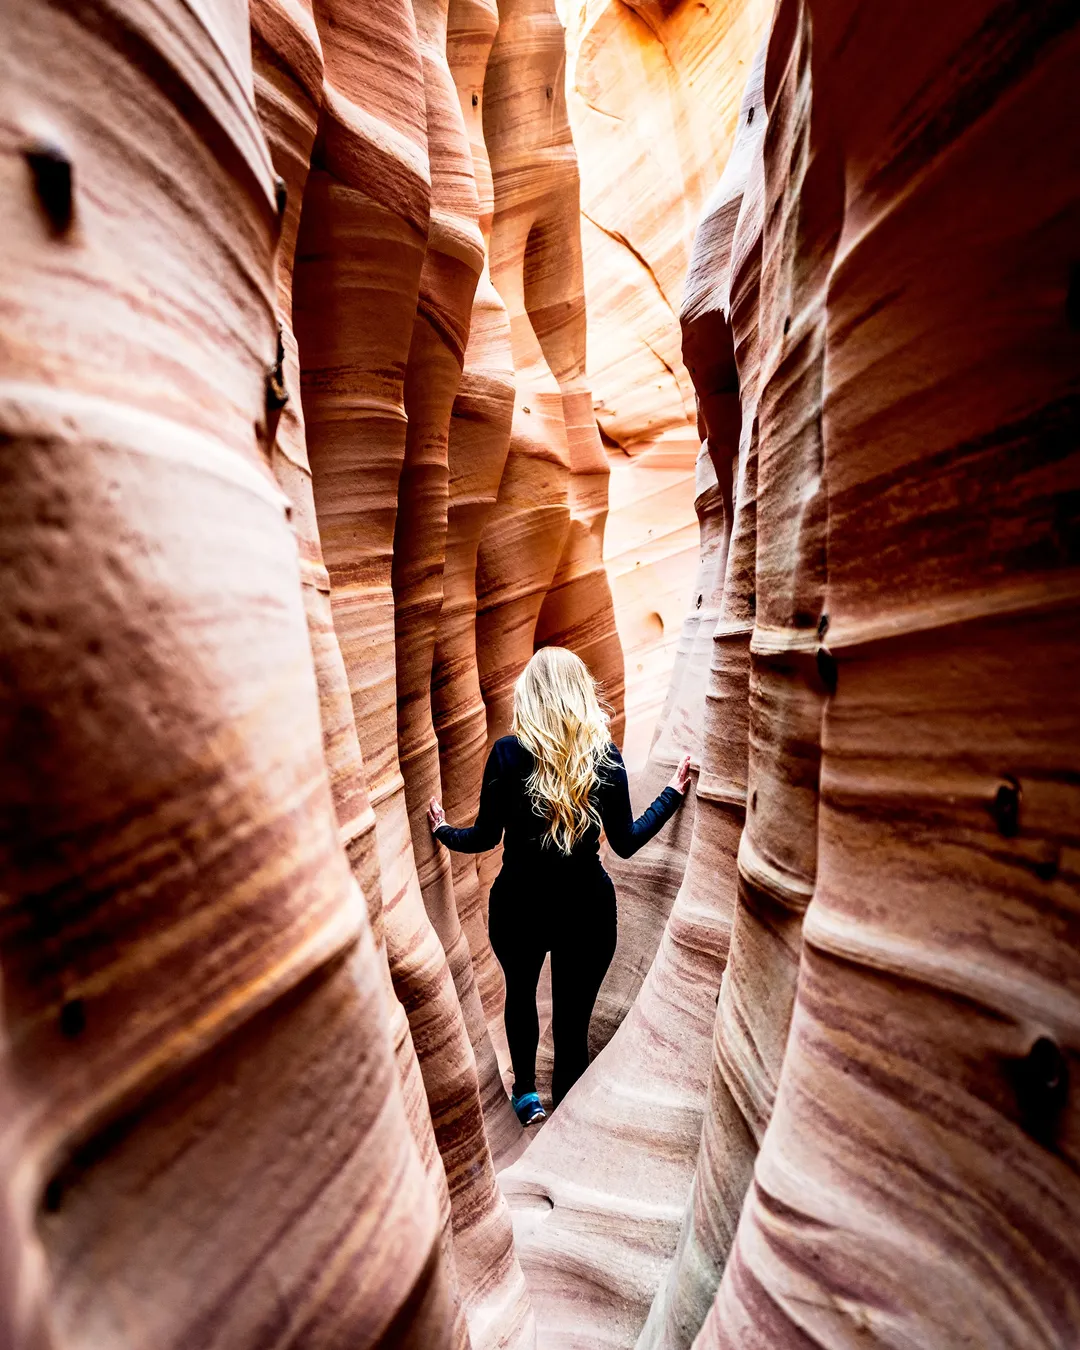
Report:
3,1,1079,1349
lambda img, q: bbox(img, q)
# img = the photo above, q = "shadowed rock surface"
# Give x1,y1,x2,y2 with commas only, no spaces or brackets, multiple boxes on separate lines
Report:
695,1,1080,1344
637,40,768,1350
290,2,533,1344
251,3,471,1323
434,0,517,1050
495,39,767,1350
1,0,464,1343
2,2,1078,1348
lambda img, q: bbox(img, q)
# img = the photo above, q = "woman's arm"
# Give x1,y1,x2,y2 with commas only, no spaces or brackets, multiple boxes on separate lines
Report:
429,744,504,853
599,747,688,859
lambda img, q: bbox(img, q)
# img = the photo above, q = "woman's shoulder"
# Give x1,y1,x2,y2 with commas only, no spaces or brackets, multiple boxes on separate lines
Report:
493,734,531,766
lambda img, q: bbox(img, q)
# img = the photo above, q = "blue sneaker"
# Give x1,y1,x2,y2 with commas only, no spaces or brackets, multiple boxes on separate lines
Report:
511,1091,546,1126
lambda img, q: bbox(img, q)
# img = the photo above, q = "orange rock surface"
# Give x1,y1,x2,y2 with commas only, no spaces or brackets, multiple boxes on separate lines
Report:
0,0,461,1343
541,0,777,1046
696,1,1080,1343
251,0,465,1305
434,0,517,1040
639,42,770,1348
558,0,773,760
395,0,485,991
5,2,1079,1349
504,4,1080,1347
496,44,767,1350
395,0,529,1195
478,0,623,755
588,444,714,1052
291,2,530,1344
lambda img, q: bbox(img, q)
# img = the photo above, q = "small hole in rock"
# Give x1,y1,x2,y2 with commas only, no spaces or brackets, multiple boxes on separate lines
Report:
747,106,755,125
472,92,479,107
60,998,86,1039
816,646,838,695
1014,1035,1068,1143
1034,854,1059,882
25,140,74,234
992,777,1021,838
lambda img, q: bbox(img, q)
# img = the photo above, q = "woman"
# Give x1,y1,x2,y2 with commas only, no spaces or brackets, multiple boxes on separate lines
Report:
428,646,690,1126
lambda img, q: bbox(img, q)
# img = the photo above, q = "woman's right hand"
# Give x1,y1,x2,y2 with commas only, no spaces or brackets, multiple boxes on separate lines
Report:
668,754,691,795
428,797,446,834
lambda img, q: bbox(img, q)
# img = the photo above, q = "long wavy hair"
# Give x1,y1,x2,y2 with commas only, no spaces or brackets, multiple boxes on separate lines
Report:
511,647,615,854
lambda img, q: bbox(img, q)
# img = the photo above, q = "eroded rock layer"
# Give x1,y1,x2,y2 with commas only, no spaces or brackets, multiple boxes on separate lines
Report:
579,0,778,1045
5,3,1079,1350
497,41,767,1350
559,0,773,757
292,3,531,1344
395,0,529,1198
251,0,463,1292
478,0,624,753
1,0,460,1345
637,41,767,1349
695,2,1080,1344
434,0,516,1041
640,19,831,1347
503,4,1079,1348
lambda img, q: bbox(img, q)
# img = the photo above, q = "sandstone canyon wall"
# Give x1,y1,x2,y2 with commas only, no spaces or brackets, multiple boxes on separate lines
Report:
692,1,1080,1344
497,44,767,1349
1,0,464,1345
288,0,531,1340
501,2,1079,1349
433,0,516,1032
568,0,774,1050
3,1,1079,1349
557,0,773,765
251,7,471,1334
477,0,624,758
638,40,768,1348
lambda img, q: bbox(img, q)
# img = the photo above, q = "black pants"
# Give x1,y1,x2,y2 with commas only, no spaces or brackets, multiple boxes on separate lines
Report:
488,865,618,1107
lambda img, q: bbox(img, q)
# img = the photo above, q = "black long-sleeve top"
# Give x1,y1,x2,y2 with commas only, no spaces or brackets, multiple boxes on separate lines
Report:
434,735,682,872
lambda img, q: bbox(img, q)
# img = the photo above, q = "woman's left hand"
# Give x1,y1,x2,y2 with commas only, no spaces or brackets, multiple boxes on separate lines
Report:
428,797,446,834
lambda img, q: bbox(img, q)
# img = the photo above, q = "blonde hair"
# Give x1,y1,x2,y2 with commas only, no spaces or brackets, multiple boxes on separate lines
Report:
511,647,615,854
